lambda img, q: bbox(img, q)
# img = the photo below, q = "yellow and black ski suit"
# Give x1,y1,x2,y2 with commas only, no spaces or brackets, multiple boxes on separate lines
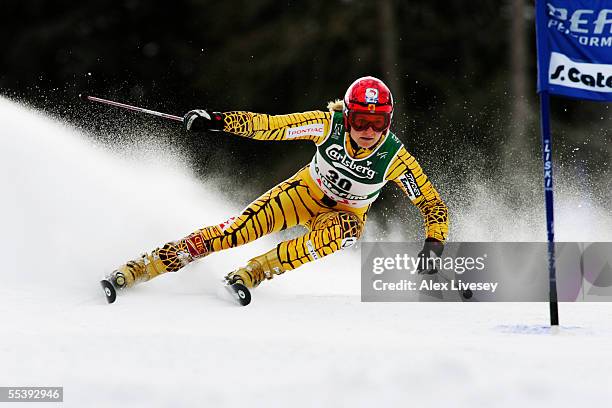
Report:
119,107,449,289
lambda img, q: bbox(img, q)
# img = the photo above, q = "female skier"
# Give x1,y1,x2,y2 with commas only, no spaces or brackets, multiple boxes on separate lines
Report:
103,76,449,302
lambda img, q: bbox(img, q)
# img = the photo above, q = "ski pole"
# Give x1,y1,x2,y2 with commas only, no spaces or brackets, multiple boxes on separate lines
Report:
434,269,473,300
79,94,184,122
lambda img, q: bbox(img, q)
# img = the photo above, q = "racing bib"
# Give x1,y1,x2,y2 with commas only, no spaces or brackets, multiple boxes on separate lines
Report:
309,111,402,207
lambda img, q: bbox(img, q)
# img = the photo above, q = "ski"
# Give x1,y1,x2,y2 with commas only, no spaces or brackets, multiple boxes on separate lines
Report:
100,279,117,304
224,282,251,306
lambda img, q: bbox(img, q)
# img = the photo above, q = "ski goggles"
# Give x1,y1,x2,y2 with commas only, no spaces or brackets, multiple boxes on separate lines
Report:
347,111,391,132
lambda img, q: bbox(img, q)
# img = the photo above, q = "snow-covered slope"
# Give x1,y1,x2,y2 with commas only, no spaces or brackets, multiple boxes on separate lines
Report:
1,97,611,407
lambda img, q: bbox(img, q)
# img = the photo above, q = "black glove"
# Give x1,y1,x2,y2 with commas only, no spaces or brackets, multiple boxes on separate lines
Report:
416,238,444,275
183,109,224,132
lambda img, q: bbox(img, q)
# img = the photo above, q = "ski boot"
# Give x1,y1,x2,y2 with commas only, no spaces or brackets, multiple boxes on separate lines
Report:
223,248,285,306
101,241,194,304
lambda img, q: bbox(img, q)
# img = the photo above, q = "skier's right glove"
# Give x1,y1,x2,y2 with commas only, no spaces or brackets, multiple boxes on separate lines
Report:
183,109,224,132
416,238,444,275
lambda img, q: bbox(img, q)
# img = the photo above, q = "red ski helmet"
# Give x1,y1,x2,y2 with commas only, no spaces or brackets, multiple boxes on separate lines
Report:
343,76,394,133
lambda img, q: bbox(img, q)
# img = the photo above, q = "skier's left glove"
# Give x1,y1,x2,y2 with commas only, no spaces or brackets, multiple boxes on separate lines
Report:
183,109,224,132
416,238,444,275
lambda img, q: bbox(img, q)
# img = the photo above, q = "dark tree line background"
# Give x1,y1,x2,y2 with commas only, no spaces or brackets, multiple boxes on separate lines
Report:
2,0,610,233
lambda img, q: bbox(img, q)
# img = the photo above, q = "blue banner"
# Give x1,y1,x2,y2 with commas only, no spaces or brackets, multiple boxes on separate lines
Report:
536,0,612,101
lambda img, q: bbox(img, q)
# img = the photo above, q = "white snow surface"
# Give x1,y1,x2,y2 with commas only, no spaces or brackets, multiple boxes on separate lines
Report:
1,97,611,407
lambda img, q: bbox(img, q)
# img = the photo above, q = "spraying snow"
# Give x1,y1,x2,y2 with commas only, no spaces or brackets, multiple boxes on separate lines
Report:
1,97,611,407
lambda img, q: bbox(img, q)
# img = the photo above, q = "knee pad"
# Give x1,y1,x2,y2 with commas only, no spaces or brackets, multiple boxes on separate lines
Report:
337,211,364,248
157,240,193,272
311,211,364,248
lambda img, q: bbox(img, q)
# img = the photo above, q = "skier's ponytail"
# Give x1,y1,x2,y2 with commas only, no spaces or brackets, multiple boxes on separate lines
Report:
327,99,344,112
